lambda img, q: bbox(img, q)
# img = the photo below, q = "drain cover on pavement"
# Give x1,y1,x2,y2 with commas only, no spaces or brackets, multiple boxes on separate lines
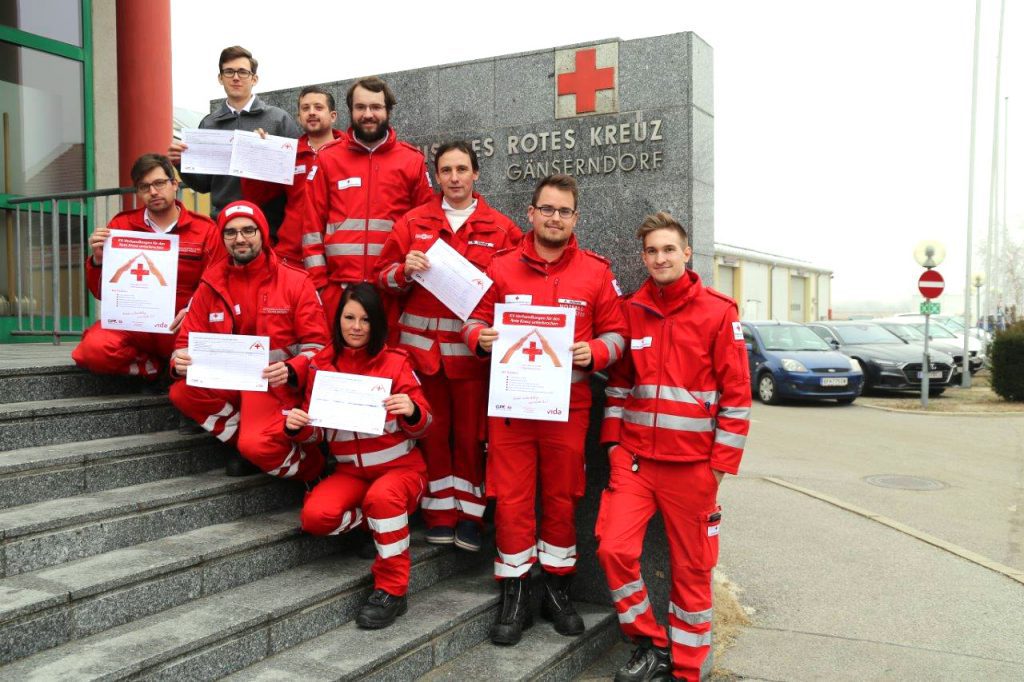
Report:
863,474,948,491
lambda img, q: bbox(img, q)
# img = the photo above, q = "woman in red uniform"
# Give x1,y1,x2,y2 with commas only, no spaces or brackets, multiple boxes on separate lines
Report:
285,283,432,628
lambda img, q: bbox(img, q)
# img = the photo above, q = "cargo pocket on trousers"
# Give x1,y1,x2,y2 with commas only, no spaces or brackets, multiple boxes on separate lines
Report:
698,505,722,570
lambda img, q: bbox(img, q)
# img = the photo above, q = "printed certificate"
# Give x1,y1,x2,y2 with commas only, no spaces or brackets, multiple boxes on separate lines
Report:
180,129,233,175
307,371,392,435
186,333,270,392
410,239,492,321
229,130,298,185
487,304,575,422
100,230,179,333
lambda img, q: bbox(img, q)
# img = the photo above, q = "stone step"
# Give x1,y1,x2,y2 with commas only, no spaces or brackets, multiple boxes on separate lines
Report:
0,430,228,509
422,603,620,682
0,534,477,680
0,470,300,577
0,394,178,449
0,509,341,665
0,364,140,404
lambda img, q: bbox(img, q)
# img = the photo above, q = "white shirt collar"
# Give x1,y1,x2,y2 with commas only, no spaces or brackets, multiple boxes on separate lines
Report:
227,94,256,114
353,128,388,152
144,208,178,234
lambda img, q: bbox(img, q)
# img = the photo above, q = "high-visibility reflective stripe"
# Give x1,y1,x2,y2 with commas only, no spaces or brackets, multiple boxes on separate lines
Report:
669,602,713,625
610,578,645,602
384,265,402,290
128,362,140,376
538,551,576,568
660,414,715,432
440,342,473,357
304,255,327,269
406,412,432,438
329,508,364,535
537,540,576,558
428,475,455,493
268,443,301,479
203,402,236,434
421,496,457,510
268,349,289,362
218,412,240,442
719,406,751,420
360,440,415,466
300,343,324,353
329,429,356,443
400,313,463,332
326,244,366,257
715,429,747,448
669,627,712,648
632,385,718,406
453,477,483,497
598,332,626,363
326,219,363,234
497,545,537,567
366,243,383,256
367,219,394,232
618,596,651,624
692,390,720,404
605,386,631,399
399,331,434,351
302,232,323,245
367,512,408,534
622,409,654,427
457,499,486,518
375,535,410,558
494,560,533,578
604,406,624,419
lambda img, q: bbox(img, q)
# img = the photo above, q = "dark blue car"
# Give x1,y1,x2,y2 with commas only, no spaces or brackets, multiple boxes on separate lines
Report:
741,321,864,405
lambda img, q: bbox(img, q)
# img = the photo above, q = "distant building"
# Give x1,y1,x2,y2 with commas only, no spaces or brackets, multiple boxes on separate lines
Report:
713,243,832,322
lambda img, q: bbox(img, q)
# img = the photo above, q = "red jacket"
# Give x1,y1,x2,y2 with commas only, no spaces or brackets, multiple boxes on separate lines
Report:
174,201,329,375
304,128,434,288
462,234,627,410
375,193,522,378
600,271,751,474
240,130,344,265
86,202,219,311
290,344,432,472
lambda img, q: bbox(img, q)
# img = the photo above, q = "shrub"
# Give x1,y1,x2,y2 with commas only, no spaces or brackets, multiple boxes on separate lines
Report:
990,321,1024,401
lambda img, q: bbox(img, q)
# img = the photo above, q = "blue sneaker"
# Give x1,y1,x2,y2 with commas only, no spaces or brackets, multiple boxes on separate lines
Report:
454,520,482,552
425,525,455,544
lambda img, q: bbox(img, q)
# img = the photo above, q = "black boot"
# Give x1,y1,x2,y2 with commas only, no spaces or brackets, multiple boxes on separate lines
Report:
489,576,533,645
356,588,407,629
614,638,672,682
540,572,585,635
225,452,260,477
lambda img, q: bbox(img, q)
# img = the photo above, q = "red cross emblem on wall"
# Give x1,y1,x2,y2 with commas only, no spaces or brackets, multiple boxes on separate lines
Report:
555,42,619,119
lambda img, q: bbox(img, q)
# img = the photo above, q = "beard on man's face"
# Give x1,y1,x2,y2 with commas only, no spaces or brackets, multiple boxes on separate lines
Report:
351,113,389,144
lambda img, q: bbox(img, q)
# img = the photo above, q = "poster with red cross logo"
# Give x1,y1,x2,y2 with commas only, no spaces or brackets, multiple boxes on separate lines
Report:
488,303,575,422
555,42,619,119
101,229,179,333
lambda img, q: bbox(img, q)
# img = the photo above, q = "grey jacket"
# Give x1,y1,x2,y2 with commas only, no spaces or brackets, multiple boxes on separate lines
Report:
180,95,301,228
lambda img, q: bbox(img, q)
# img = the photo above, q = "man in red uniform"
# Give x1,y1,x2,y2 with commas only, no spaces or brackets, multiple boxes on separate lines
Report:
462,174,627,645
241,85,344,266
375,141,521,550
169,200,330,479
597,212,751,682
72,154,219,384
304,76,434,323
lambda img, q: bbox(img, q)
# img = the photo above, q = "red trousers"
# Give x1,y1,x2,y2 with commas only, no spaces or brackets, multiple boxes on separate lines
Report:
488,410,588,579
301,461,426,595
72,323,174,379
596,447,721,682
418,372,486,528
168,381,323,482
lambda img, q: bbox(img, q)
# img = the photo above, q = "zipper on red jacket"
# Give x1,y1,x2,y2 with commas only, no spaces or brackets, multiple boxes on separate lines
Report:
652,315,669,455
353,431,364,468
363,153,374,281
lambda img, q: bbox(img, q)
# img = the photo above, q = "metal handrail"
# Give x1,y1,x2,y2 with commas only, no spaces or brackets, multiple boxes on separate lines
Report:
8,186,135,204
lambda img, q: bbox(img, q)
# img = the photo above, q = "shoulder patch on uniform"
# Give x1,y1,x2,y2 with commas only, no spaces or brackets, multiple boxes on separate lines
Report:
580,249,611,265
706,287,740,309
732,321,744,341
397,140,427,156
611,279,623,296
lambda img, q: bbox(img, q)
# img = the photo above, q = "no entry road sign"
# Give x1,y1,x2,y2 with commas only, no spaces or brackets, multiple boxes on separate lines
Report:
918,270,944,299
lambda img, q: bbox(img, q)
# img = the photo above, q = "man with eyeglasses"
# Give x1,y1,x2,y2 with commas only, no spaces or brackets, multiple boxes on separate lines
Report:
72,153,220,386
461,174,627,646
170,200,330,479
304,76,434,325
168,45,300,228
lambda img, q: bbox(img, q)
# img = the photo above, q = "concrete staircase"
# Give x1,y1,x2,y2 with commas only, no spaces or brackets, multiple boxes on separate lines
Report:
0,347,618,680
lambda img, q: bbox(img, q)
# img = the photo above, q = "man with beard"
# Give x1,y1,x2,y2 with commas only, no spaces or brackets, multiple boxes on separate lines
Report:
168,45,300,228
169,200,330,479
304,76,434,323
241,85,344,266
72,154,220,385
461,174,627,646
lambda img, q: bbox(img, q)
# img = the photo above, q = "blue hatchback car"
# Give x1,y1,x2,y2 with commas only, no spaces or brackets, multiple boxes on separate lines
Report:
741,321,863,404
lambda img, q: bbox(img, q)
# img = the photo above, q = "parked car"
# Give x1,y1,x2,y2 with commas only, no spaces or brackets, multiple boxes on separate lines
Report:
889,315,986,371
894,312,991,347
805,321,956,395
872,318,981,375
741,321,863,404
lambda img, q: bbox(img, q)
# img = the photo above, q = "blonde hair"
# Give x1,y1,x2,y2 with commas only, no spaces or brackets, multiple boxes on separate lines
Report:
636,211,688,245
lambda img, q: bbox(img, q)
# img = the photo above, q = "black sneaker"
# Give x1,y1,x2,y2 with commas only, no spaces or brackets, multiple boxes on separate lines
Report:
356,588,408,629
425,525,455,544
540,572,585,635
614,639,672,682
224,452,260,477
489,575,533,645
454,520,482,552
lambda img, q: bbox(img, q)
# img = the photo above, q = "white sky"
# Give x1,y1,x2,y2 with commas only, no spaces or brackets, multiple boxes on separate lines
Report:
171,0,1023,308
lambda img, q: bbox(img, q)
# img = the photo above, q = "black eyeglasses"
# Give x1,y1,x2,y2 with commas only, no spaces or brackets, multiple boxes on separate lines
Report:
137,178,173,193
534,205,576,219
220,68,254,80
222,226,259,239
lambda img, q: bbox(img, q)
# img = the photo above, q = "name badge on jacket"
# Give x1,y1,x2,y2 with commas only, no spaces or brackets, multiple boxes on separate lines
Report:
337,177,362,190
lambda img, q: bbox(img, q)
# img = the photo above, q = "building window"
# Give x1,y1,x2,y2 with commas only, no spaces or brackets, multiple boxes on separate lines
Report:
0,0,82,47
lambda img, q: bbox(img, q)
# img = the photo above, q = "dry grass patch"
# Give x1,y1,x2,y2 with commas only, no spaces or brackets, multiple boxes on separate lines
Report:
856,372,1024,413
709,570,751,679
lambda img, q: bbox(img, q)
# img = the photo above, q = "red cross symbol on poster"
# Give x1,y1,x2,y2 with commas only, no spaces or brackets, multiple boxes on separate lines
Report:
130,263,150,281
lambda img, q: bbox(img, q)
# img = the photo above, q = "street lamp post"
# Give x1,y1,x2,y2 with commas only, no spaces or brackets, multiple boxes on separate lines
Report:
973,273,985,329
914,240,946,408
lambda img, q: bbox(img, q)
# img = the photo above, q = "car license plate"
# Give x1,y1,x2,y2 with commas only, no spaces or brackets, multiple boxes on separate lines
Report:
820,377,848,386
916,370,943,379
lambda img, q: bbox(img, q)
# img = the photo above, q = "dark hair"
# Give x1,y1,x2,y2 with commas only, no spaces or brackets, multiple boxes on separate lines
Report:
332,283,387,359
299,85,335,112
346,76,396,114
637,211,689,246
531,174,578,210
219,45,257,73
130,153,176,187
434,141,479,173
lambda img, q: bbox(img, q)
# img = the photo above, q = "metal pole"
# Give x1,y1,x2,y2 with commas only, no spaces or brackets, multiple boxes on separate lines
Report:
984,0,1007,329
50,199,61,344
921,313,931,408
962,0,983,388
15,207,22,330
